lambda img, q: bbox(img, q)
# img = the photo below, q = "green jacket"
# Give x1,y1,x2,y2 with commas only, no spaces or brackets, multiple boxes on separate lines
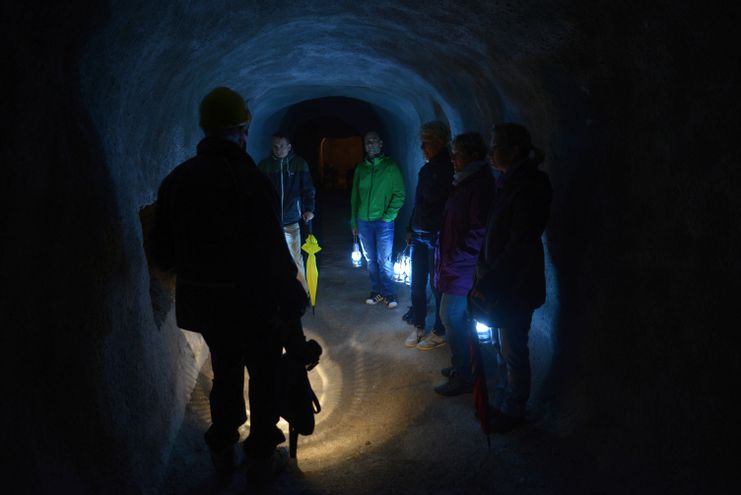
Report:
350,154,406,229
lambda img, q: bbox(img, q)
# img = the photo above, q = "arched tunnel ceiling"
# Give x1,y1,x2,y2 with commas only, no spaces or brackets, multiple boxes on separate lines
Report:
81,0,574,207
4,0,740,492
249,88,420,165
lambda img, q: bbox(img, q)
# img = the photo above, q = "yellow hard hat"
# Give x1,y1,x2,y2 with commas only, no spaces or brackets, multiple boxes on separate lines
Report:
199,87,251,130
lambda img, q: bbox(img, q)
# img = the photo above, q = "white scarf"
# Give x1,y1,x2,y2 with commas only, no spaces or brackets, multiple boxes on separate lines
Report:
452,160,487,186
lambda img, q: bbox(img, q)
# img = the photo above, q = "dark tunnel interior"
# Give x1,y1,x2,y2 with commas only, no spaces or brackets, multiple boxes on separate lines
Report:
1,1,740,493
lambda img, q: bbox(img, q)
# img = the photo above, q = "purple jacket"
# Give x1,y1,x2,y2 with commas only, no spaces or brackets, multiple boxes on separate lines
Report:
435,162,496,296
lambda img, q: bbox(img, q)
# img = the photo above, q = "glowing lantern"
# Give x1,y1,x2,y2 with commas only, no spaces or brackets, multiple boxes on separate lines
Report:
393,247,412,285
351,235,362,267
474,320,493,344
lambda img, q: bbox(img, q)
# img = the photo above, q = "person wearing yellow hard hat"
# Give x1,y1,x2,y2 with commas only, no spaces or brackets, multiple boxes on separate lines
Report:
151,86,315,481
198,86,252,146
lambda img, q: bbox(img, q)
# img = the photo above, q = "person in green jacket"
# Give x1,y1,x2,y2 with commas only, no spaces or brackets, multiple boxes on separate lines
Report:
350,131,406,308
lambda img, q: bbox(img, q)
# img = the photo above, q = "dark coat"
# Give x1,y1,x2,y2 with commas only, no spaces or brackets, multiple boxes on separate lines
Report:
408,149,454,233
473,155,552,323
435,163,496,296
152,137,302,333
257,152,316,226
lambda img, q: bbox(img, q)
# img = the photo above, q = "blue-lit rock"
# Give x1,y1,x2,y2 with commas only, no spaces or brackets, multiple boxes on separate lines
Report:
1,1,738,493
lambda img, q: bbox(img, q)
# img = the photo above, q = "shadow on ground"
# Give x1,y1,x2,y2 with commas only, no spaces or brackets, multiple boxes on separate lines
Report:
161,191,596,495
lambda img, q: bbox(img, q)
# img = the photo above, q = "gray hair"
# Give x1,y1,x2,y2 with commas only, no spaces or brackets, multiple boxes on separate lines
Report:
420,121,451,145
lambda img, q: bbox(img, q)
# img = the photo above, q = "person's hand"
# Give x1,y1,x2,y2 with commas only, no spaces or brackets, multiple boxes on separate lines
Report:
302,211,314,223
352,228,358,236
405,231,412,246
284,338,323,370
467,286,494,324
469,287,485,301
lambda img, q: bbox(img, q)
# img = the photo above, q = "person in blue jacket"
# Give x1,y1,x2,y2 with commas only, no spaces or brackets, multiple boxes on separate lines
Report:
258,133,316,292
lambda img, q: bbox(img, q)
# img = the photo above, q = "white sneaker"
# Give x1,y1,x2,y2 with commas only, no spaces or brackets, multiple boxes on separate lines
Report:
365,293,384,305
416,332,446,351
386,298,398,309
404,327,423,348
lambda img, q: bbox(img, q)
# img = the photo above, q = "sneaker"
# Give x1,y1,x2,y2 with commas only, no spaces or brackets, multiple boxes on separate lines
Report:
440,366,453,378
404,326,424,348
490,410,525,433
434,373,473,396
385,297,398,309
365,293,384,305
416,332,446,351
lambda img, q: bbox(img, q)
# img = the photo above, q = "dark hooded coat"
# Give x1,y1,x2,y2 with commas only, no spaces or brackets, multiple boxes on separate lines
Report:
473,154,552,325
152,137,304,333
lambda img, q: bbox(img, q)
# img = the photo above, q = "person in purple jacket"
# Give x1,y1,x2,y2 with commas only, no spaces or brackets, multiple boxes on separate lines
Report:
433,132,496,396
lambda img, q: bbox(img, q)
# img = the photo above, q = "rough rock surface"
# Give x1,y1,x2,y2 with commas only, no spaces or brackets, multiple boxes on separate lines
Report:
1,1,739,493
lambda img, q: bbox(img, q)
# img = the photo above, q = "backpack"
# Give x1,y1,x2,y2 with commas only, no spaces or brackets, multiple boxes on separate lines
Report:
278,353,321,458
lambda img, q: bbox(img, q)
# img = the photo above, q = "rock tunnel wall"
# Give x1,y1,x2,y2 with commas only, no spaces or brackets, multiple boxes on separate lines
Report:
1,1,739,492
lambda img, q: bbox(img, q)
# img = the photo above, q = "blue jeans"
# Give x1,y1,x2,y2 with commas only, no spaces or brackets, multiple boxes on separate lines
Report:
357,219,396,299
490,311,534,417
439,293,472,381
411,231,444,334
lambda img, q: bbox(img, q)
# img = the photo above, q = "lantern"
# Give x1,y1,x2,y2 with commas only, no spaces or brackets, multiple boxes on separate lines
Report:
474,320,493,344
351,235,362,267
393,246,412,285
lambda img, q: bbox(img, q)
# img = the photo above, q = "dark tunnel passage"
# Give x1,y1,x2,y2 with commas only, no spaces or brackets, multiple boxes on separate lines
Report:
2,1,740,494
255,96,385,162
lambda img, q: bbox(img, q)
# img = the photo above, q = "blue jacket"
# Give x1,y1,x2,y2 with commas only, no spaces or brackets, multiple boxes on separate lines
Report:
258,152,316,226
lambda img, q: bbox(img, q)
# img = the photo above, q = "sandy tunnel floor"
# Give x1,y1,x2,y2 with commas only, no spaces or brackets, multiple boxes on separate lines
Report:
161,192,589,495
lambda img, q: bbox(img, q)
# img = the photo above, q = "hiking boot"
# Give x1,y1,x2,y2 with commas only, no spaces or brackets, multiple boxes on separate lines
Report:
365,293,384,305
209,443,242,478
404,326,424,348
416,332,446,351
490,410,525,433
245,447,288,486
385,297,398,309
402,306,414,323
440,366,453,378
434,373,473,396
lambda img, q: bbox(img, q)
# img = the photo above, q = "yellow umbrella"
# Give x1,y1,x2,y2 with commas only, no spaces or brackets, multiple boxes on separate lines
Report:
301,227,322,314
